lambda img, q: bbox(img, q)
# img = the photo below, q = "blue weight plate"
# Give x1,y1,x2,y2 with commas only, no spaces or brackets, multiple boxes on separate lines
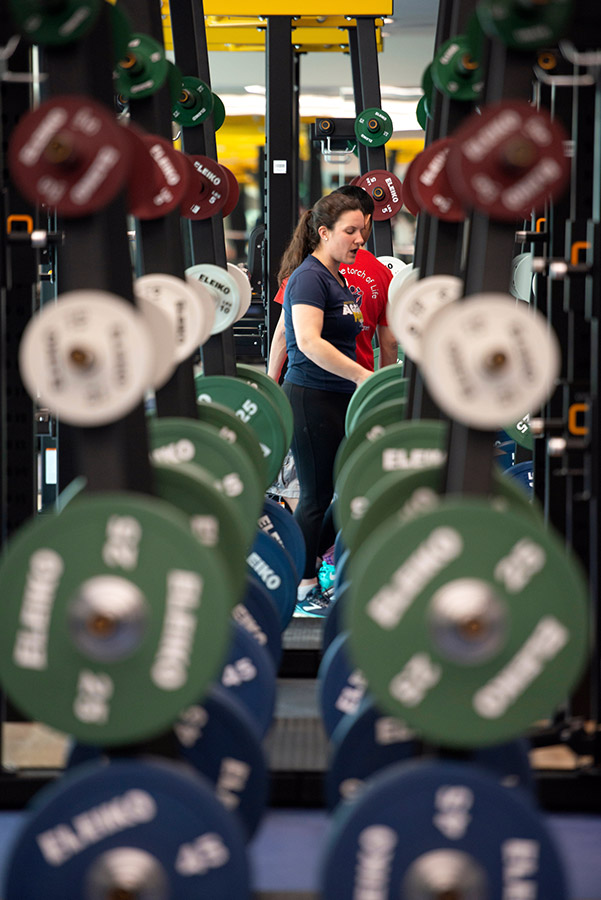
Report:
174,685,268,841
246,529,297,630
322,580,351,654
219,622,276,738
334,548,351,598
66,686,268,843
321,759,568,899
259,497,306,584
317,632,369,739
5,758,250,899
504,460,533,495
326,698,535,812
232,575,283,669
334,530,346,566
494,439,516,472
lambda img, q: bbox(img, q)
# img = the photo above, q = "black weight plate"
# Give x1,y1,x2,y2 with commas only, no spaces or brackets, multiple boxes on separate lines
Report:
321,759,568,899
317,632,369,739
219,622,276,738
247,529,297,630
232,575,283,670
259,497,306,585
5,758,250,899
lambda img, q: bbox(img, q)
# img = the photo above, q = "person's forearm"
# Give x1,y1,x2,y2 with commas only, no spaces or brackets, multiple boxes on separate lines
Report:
377,327,399,367
267,315,287,381
298,334,371,385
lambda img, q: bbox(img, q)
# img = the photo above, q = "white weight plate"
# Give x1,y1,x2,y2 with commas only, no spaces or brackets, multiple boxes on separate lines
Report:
136,297,178,390
510,252,534,302
185,263,240,334
376,255,408,277
389,274,463,363
387,264,419,317
19,291,155,427
227,262,252,322
421,293,561,430
184,276,216,346
134,273,206,364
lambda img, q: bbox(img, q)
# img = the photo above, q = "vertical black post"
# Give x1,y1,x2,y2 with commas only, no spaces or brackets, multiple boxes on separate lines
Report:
265,17,297,344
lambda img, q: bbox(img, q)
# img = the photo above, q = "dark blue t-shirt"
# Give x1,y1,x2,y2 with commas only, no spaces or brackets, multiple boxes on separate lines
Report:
283,256,363,393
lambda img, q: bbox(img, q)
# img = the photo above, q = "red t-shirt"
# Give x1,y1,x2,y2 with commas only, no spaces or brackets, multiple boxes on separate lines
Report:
274,248,392,371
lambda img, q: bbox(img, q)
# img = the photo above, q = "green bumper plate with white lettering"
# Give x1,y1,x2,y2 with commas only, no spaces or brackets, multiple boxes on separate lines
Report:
153,462,248,605
345,365,407,436
196,399,268,490
334,419,448,533
346,498,589,748
195,375,287,486
341,462,542,553
148,417,262,545
345,374,409,437
236,364,294,451
334,397,408,482
0,493,232,745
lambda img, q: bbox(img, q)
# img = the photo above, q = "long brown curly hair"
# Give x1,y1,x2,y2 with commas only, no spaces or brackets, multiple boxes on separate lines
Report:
277,191,363,285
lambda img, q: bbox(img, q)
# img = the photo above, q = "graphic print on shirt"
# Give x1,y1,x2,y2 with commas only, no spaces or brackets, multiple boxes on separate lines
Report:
343,290,364,328
346,283,370,332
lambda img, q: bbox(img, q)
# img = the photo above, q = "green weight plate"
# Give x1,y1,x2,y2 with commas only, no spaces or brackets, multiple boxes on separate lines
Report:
335,419,448,534
342,463,542,554
196,399,269,490
431,34,484,102
108,2,133,64
236,363,294,451
195,375,287,486
212,92,227,131
344,364,406,436
476,0,572,50
114,33,169,100
345,373,409,436
334,397,408,482
421,63,435,105
0,493,231,745
504,413,533,451
153,462,248,605
148,417,263,544
173,75,214,127
9,0,101,45
416,94,429,130
354,107,393,148
346,498,590,748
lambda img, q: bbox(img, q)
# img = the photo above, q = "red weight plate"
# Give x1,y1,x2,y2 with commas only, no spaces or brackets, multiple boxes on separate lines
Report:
126,127,190,219
401,155,422,216
447,99,571,221
8,95,131,217
180,154,229,220
219,163,240,218
355,169,403,220
409,136,466,222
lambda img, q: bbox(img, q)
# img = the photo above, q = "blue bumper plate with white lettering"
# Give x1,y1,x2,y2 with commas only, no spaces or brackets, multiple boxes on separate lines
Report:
346,498,589,747
504,459,534,496
0,493,231,745
326,697,535,811
218,622,277,738
320,759,568,899
259,497,305,586
322,580,350,654
247,529,297,630
232,575,283,669
317,632,370,739
4,758,250,899
67,685,269,842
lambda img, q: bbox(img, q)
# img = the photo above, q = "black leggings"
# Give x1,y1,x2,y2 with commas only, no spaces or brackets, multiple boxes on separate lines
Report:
283,382,351,579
